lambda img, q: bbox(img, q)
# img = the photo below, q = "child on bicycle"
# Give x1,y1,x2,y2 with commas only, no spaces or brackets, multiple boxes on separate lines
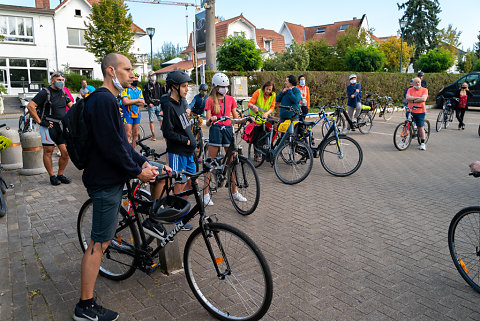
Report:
203,72,247,206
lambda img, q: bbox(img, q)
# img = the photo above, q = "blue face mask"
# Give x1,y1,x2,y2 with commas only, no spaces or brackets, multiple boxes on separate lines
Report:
54,81,65,90
299,80,306,87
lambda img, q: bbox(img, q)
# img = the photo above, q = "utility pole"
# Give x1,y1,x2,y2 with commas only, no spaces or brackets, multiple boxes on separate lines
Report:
205,0,216,71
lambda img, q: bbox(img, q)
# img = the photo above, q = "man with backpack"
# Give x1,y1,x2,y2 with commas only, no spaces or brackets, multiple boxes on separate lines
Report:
143,71,166,141
27,72,73,185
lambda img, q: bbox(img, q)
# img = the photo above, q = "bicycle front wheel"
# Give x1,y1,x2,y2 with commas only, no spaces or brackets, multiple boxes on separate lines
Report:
319,135,362,177
273,139,313,185
393,122,412,151
228,156,260,215
383,104,394,121
448,207,480,294
77,199,139,281
358,112,373,134
184,222,273,321
436,110,444,132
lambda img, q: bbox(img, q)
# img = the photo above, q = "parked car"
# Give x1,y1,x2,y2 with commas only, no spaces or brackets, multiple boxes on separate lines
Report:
436,72,480,107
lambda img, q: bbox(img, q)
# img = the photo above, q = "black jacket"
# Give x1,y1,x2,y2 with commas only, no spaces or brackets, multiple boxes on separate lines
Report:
82,87,147,188
161,94,196,156
143,81,166,106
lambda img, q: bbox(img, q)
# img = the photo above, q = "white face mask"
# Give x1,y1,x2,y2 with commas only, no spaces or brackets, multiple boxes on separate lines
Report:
414,85,421,90
299,79,306,87
350,79,356,84
218,87,228,95
112,69,124,92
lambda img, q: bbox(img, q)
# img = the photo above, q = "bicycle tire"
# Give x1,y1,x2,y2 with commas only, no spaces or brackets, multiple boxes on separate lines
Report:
358,112,373,134
436,110,444,132
138,125,145,140
0,190,6,217
321,116,345,137
445,110,451,129
273,139,313,185
194,130,203,161
77,199,139,281
319,135,363,177
448,206,480,294
393,122,412,151
417,120,430,145
383,104,394,121
184,222,273,321
228,156,260,215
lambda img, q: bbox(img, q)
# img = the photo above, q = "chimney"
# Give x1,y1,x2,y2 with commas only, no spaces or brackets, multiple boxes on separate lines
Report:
35,0,50,9
353,17,357,20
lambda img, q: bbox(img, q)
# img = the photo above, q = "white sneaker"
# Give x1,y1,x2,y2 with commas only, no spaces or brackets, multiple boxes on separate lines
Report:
203,194,214,206
232,192,247,202
419,143,426,151
341,129,349,135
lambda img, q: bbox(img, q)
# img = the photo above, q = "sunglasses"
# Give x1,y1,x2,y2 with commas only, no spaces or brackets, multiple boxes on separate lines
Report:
51,72,65,78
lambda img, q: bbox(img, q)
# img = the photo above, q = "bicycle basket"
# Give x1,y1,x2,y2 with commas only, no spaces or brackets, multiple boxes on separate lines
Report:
149,195,191,223
0,136,13,152
278,120,300,133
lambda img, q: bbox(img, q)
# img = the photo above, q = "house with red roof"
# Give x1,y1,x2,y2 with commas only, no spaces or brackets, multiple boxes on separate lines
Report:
0,0,148,94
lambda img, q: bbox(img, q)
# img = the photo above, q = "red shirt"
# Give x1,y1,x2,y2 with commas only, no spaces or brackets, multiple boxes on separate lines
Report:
459,94,468,109
205,95,237,126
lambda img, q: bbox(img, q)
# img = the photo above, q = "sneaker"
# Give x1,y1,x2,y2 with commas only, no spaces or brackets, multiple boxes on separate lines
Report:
181,223,194,231
142,218,167,240
50,175,61,186
56,174,71,184
73,300,118,321
232,192,247,202
203,194,214,206
151,134,156,141
341,129,349,135
56,149,61,157
419,143,426,151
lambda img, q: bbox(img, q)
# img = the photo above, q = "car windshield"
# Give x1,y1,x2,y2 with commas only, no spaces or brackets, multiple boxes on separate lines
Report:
457,74,479,89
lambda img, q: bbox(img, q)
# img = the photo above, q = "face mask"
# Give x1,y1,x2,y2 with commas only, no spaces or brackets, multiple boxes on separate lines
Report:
150,78,155,83
299,80,306,87
54,81,65,90
200,91,206,97
112,69,124,92
414,85,421,90
132,80,139,87
218,87,228,95
350,79,356,84
461,87,467,89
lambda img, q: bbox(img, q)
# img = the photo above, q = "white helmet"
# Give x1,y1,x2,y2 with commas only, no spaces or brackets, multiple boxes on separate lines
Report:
349,74,357,80
212,73,229,87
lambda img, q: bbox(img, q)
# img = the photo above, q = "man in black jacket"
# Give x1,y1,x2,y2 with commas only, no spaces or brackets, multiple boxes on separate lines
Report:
143,71,166,141
73,53,164,321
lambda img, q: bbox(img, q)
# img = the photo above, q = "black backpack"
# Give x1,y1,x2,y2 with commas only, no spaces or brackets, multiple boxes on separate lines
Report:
62,94,93,170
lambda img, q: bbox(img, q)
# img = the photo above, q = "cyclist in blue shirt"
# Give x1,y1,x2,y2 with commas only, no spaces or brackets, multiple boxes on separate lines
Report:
189,83,209,115
276,75,302,122
120,72,144,149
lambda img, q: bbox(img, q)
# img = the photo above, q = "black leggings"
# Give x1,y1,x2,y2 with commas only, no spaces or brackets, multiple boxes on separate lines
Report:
455,108,466,127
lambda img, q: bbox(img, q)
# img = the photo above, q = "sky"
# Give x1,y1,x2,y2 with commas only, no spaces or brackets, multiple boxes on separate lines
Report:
2,0,479,55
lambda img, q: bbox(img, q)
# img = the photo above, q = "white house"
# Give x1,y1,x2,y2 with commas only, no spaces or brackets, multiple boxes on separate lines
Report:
0,0,148,95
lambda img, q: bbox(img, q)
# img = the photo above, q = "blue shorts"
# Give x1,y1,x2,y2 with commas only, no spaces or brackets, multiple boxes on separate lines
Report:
208,124,233,147
411,112,426,127
168,153,196,174
87,183,124,243
123,111,141,125
148,105,163,122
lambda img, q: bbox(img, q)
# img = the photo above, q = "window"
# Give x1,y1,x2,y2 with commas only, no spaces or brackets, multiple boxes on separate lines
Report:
264,40,272,53
458,74,479,89
233,31,241,37
67,28,86,46
0,16,34,42
0,58,6,66
10,59,27,67
75,9,82,16
70,68,93,79
30,59,47,68
316,27,326,34
339,24,350,31
9,69,28,88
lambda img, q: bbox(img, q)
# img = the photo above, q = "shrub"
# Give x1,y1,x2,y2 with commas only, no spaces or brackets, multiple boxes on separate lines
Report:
345,46,386,72
416,48,455,73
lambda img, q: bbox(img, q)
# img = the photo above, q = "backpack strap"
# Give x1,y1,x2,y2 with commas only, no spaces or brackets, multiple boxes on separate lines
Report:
38,87,52,121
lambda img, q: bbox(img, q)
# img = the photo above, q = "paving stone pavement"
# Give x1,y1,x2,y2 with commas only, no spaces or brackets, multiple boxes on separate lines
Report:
1,110,480,321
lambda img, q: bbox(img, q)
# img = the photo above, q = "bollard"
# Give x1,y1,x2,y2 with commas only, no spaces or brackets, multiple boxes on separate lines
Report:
0,127,22,170
157,226,183,274
19,131,46,175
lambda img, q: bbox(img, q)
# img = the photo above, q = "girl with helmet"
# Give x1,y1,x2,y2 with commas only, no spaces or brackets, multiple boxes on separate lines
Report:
203,72,247,206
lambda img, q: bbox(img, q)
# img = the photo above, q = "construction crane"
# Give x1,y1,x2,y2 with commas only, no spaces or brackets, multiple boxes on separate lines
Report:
125,0,199,8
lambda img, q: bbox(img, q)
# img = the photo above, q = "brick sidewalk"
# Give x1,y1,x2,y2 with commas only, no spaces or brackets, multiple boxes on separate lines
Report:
2,111,480,320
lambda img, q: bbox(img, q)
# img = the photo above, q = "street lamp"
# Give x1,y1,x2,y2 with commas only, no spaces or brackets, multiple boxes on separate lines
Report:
399,19,407,73
146,27,155,73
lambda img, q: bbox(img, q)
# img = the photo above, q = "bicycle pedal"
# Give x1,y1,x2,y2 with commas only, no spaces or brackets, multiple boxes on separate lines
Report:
145,263,160,274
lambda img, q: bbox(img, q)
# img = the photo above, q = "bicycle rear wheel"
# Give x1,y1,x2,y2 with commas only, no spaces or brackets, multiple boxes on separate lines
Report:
448,206,480,294
358,112,373,134
273,139,313,185
319,135,362,177
383,104,394,121
77,199,139,281
393,122,412,151
228,156,260,215
138,125,145,140
417,120,430,144
445,111,452,129
436,110,444,132
184,222,273,321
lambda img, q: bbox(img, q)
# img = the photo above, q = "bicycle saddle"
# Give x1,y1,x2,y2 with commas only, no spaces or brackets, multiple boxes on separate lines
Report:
302,121,315,127
150,195,191,223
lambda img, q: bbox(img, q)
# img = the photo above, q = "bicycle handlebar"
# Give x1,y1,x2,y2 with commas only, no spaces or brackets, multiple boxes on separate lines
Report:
469,172,480,178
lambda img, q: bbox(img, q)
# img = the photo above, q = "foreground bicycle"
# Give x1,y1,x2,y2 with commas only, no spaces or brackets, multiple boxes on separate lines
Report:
77,162,273,321
436,96,457,132
393,107,431,151
448,171,480,294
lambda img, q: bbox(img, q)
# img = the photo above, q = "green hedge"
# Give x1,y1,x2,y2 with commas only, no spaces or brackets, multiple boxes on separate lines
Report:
197,70,464,107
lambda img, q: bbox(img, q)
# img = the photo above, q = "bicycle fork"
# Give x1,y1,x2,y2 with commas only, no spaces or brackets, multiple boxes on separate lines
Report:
200,217,232,279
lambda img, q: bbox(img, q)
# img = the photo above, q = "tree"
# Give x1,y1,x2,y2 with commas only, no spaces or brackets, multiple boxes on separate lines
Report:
150,42,185,71
398,0,441,61
416,48,454,72
436,24,462,54
217,35,262,71
334,27,369,70
262,41,309,71
473,60,480,72
345,46,385,72
304,39,336,71
464,53,473,73
378,37,415,72
84,0,136,63
262,53,281,71
475,31,480,58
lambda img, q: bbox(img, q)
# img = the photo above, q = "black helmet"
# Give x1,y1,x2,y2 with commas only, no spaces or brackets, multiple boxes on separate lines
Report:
149,195,191,223
298,74,306,80
199,83,208,91
417,71,424,77
166,70,192,87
